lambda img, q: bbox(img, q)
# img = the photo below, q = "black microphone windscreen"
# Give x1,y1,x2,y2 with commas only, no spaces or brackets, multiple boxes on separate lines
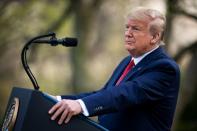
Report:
63,38,78,47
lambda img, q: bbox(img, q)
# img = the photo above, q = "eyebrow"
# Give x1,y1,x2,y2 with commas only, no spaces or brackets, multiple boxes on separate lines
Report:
125,24,142,29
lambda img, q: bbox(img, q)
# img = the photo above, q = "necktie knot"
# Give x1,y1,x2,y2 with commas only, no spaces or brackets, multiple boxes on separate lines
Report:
116,59,135,85
126,59,135,70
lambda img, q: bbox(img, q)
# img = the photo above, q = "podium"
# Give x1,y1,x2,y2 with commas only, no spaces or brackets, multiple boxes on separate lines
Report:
1,87,108,131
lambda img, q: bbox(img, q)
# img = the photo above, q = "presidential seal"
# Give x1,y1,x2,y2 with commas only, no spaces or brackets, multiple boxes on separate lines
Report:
1,97,19,131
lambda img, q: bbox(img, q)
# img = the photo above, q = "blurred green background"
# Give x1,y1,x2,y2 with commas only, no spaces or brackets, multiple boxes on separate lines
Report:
0,0,197,130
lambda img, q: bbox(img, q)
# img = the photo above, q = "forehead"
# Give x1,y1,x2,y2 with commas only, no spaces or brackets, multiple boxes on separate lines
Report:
125,19,149,27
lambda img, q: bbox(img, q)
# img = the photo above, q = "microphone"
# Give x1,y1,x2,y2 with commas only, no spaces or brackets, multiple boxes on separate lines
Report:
33,37,78,47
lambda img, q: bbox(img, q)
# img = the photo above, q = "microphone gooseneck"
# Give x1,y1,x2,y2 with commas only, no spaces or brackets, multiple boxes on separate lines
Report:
21,32,78,90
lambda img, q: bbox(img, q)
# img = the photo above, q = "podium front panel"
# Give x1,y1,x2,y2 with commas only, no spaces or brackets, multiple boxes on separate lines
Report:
1,87,108,131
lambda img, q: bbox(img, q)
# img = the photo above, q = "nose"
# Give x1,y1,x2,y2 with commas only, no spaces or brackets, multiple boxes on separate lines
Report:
125,28,133,37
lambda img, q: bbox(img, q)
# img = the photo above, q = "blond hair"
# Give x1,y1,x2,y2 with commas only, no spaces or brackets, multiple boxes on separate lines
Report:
127,7,166,44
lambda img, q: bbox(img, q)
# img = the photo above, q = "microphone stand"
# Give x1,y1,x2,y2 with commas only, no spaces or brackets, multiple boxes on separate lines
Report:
21,32,57,90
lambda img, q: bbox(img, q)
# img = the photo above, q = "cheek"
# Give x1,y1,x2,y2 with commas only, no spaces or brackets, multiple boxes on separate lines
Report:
136,35,150,45
133,37,150,52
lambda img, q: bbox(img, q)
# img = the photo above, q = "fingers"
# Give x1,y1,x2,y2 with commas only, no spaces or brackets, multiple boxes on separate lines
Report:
51,105,65,121
48,101,62,114
58,109,68,125
65,112,73,124
48,100,82,125
49,100,70,124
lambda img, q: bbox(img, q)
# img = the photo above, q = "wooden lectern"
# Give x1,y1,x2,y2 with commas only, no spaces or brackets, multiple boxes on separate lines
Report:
1,87,108,131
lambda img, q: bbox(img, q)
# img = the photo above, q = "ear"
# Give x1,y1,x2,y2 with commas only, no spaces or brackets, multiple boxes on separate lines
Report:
150,33,160,45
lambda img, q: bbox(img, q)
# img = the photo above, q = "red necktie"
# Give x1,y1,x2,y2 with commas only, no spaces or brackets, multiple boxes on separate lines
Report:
116,59,135,85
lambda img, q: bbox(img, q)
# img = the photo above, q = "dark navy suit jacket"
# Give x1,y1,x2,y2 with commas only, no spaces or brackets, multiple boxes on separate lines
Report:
62,47,180,131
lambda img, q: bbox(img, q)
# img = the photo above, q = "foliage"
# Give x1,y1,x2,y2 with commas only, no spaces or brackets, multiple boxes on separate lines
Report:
0,0,197,130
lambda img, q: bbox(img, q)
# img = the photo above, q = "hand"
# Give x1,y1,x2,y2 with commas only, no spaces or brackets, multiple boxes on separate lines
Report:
48,99,82,125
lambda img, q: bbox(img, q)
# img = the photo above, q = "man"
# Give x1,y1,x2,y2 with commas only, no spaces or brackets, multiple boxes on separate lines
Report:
49,7,180,131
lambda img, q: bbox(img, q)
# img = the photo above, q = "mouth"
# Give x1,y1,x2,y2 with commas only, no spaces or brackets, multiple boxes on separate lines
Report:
125,40,134,45
125,37,135,44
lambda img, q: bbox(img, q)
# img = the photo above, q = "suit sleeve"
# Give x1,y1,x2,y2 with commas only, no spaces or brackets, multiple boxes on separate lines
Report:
81,60,180,116
61,75,111,100
61,90,101,100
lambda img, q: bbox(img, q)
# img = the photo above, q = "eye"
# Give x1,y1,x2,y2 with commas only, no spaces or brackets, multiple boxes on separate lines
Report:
125,25,129,30
132,26,140,31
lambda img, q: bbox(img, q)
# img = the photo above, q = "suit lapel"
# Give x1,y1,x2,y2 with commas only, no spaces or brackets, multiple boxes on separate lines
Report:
121,47,166,83
109,56,131,86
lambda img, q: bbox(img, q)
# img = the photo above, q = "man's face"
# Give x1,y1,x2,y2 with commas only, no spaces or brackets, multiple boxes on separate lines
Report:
124,19,154,57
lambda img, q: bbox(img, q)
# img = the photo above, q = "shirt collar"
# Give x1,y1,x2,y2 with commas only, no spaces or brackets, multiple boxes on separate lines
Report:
132,45,159,65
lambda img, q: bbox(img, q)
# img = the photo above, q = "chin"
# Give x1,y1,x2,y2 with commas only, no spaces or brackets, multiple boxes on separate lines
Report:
125,45,135,51
126,49,136,57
